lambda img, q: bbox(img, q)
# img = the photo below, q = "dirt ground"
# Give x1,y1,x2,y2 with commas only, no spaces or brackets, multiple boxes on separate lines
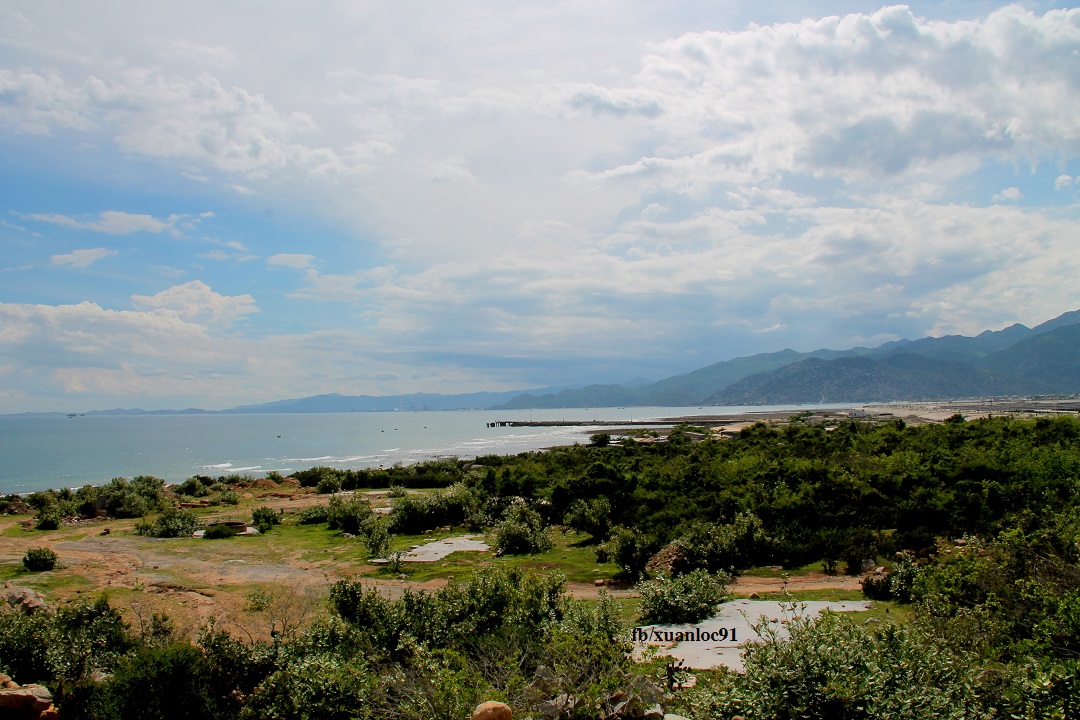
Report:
1,501,863,642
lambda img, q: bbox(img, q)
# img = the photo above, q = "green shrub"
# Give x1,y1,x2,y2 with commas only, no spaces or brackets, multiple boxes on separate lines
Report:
135,508,201,538
34,509,61,530
317,476,342,494
23,547,58,571
360,516,391,558
326,496,373,535
98,642,231,720
298,505,330,524
388,483,481,534
251,507,281,534
203,524,237,540
564,497,612,539
671,513,769,575
177,477,209,497
608,526,658,580
638,569,729,624
240,653,379,720
217,490,240,506
494,505,552,555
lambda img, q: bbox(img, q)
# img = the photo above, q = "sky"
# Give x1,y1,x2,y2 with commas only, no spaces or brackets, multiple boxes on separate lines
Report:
1,2,1079,412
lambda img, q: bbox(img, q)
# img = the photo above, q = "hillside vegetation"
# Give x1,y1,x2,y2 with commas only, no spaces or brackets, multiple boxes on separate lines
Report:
2,414,1080,718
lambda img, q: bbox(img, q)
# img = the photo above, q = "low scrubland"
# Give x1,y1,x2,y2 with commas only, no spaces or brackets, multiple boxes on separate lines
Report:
1,414,1079,718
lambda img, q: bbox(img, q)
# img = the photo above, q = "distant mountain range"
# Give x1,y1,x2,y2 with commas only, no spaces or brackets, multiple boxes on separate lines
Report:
493,309,1080,408
18,310,1080,416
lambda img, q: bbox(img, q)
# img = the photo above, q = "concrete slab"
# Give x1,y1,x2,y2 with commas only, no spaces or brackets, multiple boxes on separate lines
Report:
633,599,872,672
387,534,491,562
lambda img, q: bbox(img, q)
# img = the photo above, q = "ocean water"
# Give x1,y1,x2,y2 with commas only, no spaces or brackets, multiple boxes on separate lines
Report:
0,405,841,494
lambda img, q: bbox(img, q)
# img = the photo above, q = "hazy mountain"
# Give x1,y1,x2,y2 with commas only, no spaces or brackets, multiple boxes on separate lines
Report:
706,352,1036,405
978,324,1080,393
495,308,1080,409
226,388,577,413
18,310,1080,417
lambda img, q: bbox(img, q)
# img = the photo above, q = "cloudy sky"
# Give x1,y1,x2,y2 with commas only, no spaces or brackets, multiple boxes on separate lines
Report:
1,2,1078,412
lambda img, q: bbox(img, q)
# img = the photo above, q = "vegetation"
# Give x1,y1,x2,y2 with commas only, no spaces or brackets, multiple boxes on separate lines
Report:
134,508,200,538
23,547,58,571
4,414,1080,717
251,507,281,534
638,569,729,624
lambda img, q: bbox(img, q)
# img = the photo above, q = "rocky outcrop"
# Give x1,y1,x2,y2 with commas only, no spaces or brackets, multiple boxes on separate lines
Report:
0,674,59,720
4,587,47,615
645,542,686,577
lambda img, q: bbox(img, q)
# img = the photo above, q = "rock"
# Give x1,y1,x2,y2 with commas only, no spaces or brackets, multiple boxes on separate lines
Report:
594,579,605,587
663,715,692,720
643,703,664,719
748,592,760,599
0,683,54,713
645,541,687,576
472,700,512,720
538,694,575,718
5,588,47,615
279,477,301,487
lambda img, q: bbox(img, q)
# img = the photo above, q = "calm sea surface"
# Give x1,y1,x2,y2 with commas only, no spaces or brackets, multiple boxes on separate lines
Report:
0,405,842,494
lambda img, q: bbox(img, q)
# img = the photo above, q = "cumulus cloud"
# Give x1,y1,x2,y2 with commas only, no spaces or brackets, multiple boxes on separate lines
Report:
3,3,1080,410
130,280,258,327
50,247,117,268
993,187,1023,202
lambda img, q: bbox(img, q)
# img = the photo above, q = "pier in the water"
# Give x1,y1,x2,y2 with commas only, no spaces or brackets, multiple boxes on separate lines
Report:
486,419,675,428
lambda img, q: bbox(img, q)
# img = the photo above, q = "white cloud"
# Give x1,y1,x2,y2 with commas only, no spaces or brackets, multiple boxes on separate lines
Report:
267,253,315,270
130,280,258,327
3,3,1080,410
50,247,117,268
23,210,206,237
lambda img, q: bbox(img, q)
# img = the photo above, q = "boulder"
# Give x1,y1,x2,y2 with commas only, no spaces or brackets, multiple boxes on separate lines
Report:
5,588,47,615
0,683,53,713
472,700,512,720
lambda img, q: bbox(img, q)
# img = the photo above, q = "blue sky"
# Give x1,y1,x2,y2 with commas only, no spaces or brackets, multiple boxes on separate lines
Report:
1,1,1078,412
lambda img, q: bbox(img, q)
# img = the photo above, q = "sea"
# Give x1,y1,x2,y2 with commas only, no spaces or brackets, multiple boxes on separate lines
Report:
0,404,848,494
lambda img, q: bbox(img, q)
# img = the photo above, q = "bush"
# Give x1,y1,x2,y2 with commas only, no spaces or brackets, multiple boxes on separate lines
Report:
326,496,373,535
99,642,232,720
251,507,281,534
317,476,342,494
298,505,330,524
494,505,552,555
217,490,240,506
203,524,237,540
135,508,201,538
564,497,612,539
388,483,481,534
608,526,659,580
23,547,58,571
35,509,62,531
638,569,729,624
360,516,391,558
